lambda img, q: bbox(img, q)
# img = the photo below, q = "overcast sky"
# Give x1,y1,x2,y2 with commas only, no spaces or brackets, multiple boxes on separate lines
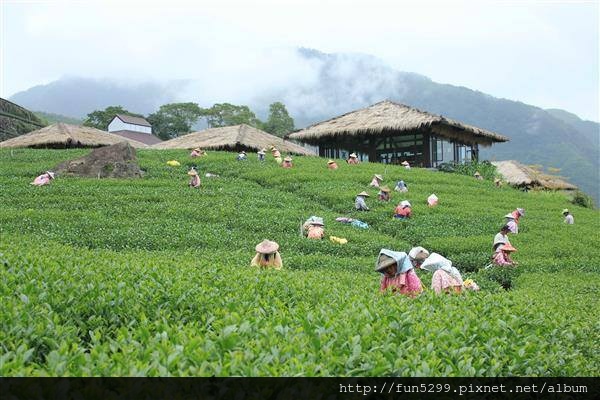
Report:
1,0,598,121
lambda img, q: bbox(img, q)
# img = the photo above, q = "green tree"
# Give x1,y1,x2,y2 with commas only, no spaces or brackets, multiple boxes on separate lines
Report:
147,102,202,140
83,106,144,130
263,102,295,137
200,103,262,128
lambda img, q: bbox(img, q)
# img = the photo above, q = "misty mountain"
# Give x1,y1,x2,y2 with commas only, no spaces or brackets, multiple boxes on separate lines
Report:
8,48,598,201
10,77,188,118
34,111,82,125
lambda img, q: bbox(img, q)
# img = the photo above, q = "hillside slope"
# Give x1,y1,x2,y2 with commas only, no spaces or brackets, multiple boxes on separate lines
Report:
0,98,45,141
1,149,598,376
8,49,598,201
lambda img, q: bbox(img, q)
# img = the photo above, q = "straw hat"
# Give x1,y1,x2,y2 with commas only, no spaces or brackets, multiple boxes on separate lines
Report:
187,167,198,176
474,171,481,177
401,161,409,166
46,171,55,179
375,254,397,272
380,186,391,193
562,208,569,214
327,160,335,164
504,213,515,219
516,208,525,216
349,153,357,158
374,174,383,180
408,246,430,261
499,243,517,252
284,156,292,162
255,240,279,254
310,220,324,226
400,200,411,207
357,191,370,197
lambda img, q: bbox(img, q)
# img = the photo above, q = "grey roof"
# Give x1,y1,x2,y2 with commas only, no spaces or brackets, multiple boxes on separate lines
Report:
110,130,163,145
114,114,151,127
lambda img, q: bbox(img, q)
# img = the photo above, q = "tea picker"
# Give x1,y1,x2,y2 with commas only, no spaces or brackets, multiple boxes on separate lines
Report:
375,249,423,297
394,200,412,219
302,216,325,239
562,209,574,224
251,240,283,269
394,180,408,193
419,252,463,294
282,156,293,169
492,243,518,267
355,191,370,211
31,171,55,186
369,174,383,188
347,153,360,165
188,166,201,188
258,149,266,162
504,213,519,234
378,186,391,202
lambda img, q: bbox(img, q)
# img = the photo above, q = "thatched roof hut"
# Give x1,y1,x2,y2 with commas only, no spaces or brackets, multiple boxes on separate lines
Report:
289,100,509,146
288,100,508,167
0,123,148,149
151,124,315,155
492,160,577,191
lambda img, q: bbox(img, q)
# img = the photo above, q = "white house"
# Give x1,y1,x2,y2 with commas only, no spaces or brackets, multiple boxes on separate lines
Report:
107,114,163,145
108,114,152,134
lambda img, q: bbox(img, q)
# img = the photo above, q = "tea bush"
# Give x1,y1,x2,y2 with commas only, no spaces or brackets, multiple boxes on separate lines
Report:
0,148,598,376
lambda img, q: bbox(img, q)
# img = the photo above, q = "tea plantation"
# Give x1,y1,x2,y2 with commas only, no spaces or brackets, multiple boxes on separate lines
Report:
1,149,598,376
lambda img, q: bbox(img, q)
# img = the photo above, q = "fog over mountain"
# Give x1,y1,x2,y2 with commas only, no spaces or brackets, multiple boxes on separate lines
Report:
9,48,599,201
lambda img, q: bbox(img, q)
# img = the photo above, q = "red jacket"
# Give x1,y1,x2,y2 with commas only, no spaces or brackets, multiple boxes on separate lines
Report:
395,206,412,218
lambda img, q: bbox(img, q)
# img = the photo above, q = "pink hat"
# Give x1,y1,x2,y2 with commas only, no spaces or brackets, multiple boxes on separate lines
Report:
500,243,517,252
255,240,279,254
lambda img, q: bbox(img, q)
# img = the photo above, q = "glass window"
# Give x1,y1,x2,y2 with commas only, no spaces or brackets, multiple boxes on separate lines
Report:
442,140,454,162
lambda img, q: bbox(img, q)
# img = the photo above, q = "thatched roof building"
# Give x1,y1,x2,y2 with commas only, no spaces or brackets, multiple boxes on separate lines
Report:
492,160,577,191
151,124,315,155
288,100,509,167
0,123,148,149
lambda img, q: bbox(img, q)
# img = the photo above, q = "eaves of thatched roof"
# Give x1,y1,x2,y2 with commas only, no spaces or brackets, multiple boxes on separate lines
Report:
150,124,315,155
0,123,148,149
0,122,148,149
288,100,509,147
492,160,577,191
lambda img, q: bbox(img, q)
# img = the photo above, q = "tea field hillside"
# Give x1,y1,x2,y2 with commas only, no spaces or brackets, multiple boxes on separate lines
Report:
1,148,599,376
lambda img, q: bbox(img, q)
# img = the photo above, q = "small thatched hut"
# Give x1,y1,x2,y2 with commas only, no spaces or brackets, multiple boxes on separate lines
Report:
0,123,148,149
288,100,509,166
151,124,315,155
492,160,577,191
